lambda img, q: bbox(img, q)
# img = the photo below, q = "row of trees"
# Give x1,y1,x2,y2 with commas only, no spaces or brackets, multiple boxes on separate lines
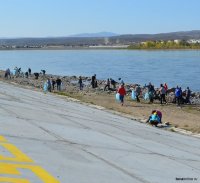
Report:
128,40,200,49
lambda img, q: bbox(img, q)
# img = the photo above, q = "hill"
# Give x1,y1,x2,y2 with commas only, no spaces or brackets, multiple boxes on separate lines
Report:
0,30,200,48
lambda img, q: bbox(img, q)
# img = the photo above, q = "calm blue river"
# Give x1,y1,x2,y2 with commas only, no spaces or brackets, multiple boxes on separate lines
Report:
0,50,200,91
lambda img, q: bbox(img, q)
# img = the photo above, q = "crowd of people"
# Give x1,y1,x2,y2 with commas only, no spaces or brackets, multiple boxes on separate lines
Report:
3,68,193,107
112,80,192,107
45,77,62,92
4,67,63,93
3,68,195,127
5,67,191,106
100,76,192,107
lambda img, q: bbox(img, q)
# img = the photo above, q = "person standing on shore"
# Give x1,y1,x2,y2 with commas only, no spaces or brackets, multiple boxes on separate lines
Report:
78,76,83,90
5,68,11,79
135,84,141,102
51,77,56,91
28,68,31,75
110,78,116,89
104,78,111,91
47,78,52,92
91,74,96,88
117,84,126,106
56,77,62,91
146,82,155,103
186,87,191,104
175,86,181,106
164,83,168,94
159,84,166,104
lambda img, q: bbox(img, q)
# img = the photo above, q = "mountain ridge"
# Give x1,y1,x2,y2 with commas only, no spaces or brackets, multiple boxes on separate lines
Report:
0,30,200,47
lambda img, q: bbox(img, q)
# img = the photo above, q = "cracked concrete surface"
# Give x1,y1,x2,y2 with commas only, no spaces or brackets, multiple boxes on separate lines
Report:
0,81,200,183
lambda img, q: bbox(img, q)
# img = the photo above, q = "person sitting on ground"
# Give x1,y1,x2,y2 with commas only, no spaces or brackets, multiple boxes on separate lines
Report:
104,78,111,91
117,84,126,106
146,110,162,126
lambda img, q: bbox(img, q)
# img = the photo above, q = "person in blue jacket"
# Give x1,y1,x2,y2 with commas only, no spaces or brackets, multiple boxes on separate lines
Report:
175,86,181,106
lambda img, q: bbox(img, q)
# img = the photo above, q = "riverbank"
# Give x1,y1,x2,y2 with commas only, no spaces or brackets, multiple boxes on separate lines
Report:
0,70,200,133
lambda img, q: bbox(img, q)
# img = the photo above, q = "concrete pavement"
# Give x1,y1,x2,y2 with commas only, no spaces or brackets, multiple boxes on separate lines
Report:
0,81,200,183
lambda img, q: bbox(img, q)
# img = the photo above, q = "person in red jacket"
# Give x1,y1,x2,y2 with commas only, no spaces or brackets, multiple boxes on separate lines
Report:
117,84,126,106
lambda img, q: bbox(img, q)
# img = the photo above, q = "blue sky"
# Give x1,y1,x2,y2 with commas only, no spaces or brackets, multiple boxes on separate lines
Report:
0,0,200,37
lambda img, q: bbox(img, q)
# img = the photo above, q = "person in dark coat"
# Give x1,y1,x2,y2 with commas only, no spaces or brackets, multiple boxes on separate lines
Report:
34,73,39,79
25,72,29,78
56,78,62,91
91,74,96,88
51,78,56,90
110,78,116,89
41,70,46,76
78,76,83,90
28,68,31,75
186,87,191,104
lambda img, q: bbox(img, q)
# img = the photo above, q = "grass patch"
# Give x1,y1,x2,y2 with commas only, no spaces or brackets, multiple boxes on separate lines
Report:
55,91,83,100
182,105,200,115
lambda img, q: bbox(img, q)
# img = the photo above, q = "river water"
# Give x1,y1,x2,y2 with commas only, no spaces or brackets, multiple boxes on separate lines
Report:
0,50,200,91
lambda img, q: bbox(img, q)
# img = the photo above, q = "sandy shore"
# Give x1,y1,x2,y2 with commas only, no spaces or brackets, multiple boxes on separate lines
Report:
1,70,200,133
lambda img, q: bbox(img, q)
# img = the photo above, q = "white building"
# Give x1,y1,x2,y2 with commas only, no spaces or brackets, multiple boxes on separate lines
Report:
187,39,200,44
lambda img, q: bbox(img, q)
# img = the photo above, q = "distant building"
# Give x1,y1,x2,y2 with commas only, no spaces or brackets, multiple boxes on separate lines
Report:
174,40,181,44
187,39,200,44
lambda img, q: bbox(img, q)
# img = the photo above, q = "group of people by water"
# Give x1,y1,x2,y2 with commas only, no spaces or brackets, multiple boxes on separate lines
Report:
2,68,195,127
4,67,63,93
4,67,44,80
44,77,62,92
116,81,192,107
101,76,192,107
3,67,192,107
